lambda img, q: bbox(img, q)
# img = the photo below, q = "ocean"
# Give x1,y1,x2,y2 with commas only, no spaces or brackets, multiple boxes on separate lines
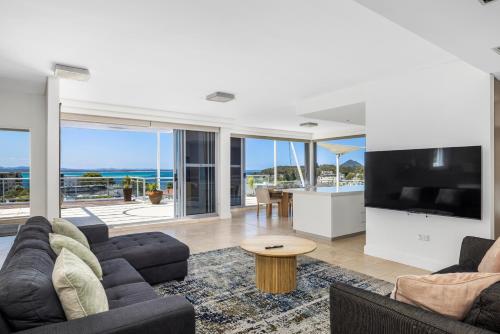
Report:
17,170,175,189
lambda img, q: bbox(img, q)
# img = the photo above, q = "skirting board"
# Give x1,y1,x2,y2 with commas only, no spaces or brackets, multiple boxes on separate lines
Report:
364,243,447,272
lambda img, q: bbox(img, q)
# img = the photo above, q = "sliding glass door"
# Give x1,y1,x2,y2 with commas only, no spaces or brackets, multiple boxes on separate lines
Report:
174,130,216,217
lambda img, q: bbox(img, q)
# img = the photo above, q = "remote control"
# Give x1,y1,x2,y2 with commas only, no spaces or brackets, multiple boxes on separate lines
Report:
265,245,284,249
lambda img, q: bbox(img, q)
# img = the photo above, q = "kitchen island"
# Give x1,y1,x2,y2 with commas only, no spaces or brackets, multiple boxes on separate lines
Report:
285,187,365,239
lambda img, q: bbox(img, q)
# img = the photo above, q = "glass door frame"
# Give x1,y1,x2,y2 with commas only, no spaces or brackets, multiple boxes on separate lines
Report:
174,129,218,218
236,135,310,207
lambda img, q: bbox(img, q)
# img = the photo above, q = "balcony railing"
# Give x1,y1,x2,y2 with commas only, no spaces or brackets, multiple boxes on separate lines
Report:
0,177,30,204
0,176,175,205
61,176,174,202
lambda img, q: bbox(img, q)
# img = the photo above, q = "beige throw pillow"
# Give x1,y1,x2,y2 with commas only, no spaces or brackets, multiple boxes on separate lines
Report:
478,238,500,273
52,248,109,320
52,218,90,249
391,273,500,320
49,233,103,280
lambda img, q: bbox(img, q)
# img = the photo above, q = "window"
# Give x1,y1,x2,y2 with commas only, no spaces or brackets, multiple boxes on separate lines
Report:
244,138,307,206
315,136,365,190
0,129,30,219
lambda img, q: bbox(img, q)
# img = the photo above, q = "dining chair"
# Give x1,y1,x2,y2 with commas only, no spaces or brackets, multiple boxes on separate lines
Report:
255,187,281,217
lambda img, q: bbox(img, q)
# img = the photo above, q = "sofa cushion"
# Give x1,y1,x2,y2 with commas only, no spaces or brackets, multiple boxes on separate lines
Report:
92,232,189,270
52,248,108,320
24,216,52,232
0,248,66,331
100,258,145,289
464,281,500,332
52,218,90,249
105,281,159,309
50,233,103,280
391,273,500,320
433,264,476,274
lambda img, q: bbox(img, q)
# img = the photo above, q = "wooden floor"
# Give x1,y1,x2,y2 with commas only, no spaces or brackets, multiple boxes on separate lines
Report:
109,207,429,283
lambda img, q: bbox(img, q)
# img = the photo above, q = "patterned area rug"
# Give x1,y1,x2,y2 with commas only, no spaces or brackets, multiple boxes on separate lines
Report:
155,247,393,334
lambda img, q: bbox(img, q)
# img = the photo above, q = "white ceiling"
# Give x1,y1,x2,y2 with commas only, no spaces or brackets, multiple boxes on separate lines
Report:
354,0,500,79
0,0,457,135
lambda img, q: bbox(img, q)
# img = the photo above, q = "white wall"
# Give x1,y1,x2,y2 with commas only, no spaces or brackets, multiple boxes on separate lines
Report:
46,77,60,220
217,127,232,219
0,90,47,217
363,61,493,271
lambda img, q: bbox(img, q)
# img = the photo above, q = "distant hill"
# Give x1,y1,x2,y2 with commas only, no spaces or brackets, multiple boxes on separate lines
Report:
341,159,363,168
0,166,29,172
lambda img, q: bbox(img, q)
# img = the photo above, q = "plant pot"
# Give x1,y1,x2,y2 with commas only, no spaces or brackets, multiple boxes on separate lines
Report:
123,188,133,202
148,190,163,204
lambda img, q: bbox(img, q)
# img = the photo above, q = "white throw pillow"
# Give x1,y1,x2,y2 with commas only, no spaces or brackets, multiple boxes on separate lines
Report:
52,218,90,249
49,233,103,280
52,248,108,320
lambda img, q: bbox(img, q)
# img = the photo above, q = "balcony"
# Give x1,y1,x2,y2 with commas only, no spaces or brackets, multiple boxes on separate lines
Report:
0,176,175,226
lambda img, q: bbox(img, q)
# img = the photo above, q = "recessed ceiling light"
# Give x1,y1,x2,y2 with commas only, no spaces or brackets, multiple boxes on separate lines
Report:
54,64,90,81
300,122,318,128
206,91,235,103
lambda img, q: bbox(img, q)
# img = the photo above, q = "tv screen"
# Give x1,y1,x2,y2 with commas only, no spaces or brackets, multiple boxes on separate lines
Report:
364,146,481,219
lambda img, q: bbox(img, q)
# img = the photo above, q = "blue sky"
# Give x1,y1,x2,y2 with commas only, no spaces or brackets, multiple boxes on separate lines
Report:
245,136,365,170
0,128,365,170
60,128,173,169
245,139,306,170
0,130,30,167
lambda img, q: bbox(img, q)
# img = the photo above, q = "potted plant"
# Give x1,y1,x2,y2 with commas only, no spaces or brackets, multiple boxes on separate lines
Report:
146,183,163,204
166,182,174,196
122,176,132,202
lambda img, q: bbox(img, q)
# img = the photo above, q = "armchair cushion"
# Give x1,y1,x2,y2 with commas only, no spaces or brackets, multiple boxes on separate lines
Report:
465,282,500,332
391,273,500,320
459,237,495,270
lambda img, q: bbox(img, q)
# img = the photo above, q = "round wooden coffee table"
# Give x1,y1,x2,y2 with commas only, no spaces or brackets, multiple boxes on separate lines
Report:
241,235,317,294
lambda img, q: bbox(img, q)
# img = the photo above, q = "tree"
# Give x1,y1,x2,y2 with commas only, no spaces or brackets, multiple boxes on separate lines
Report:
80,172,114,186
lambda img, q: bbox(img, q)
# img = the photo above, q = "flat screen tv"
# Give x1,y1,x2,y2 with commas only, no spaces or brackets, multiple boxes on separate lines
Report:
364,146,481,219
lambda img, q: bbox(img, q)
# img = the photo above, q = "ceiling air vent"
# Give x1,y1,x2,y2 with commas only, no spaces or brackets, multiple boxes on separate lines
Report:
206,91,235,103
479,0,498,4
54,64,90,81
493,46,500,55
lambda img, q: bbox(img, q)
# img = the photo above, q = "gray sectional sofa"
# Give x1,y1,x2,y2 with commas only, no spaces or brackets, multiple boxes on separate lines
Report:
0,216,195,334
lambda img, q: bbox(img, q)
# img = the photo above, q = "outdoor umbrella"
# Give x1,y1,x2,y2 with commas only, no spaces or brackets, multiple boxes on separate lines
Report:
317,142,363,190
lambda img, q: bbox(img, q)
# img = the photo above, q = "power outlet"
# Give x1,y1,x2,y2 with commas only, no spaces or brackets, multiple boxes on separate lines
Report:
417,234,430,242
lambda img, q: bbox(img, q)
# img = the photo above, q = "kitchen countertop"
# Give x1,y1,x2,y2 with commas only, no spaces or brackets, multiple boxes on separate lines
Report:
283,186,364,197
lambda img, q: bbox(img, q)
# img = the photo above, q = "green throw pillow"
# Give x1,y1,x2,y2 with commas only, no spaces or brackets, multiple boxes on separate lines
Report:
52,248,109,320
52,218,90,249
49,233,103,280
